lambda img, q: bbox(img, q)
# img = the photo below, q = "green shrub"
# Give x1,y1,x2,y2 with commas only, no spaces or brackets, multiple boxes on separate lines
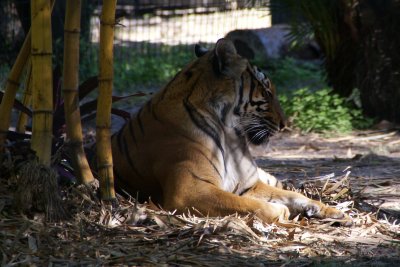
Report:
77,42,193,94
112,51,192,93
279,88,373,133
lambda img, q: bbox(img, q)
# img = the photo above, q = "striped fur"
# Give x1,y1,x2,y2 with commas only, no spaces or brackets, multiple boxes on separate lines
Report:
111,39,351,225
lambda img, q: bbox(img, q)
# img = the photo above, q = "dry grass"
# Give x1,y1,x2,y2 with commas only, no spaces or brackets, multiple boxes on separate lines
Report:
1,131,400,266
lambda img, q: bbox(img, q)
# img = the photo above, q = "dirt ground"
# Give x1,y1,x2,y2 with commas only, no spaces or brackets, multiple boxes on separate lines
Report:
1,130,399,266
262,130,400,218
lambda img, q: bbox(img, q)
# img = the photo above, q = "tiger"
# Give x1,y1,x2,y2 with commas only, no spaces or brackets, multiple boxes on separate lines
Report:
111,38,352,225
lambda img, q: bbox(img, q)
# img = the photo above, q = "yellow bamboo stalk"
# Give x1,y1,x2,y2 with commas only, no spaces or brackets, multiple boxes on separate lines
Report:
96,0,117,200
0,30,31,150
63,0,95,184
16,61,33,133
30,0,53,165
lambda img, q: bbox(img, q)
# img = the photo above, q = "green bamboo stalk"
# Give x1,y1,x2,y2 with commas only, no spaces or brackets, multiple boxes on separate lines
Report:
0,30,31,151
30,0,53,165
16,61,32,133
96,0,117,200
63,0,95,184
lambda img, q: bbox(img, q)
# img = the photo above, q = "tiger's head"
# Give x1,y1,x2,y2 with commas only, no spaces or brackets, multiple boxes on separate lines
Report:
236,63,286,147
195,38,286,151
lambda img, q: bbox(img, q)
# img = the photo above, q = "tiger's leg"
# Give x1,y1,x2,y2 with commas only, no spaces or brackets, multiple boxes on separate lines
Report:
161,175,290,223
243,180,352,226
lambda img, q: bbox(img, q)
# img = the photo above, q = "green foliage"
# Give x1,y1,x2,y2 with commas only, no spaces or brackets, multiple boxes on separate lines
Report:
279,88,373,133
112,50,192,93
77,42,193,94
256,57,373,133
79,39,99,82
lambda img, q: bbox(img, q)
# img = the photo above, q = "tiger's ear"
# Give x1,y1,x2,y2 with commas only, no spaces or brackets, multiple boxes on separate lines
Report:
195,44,208,57
214,38,247,78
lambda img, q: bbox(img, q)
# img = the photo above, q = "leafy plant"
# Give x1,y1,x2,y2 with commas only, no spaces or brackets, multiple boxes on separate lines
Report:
113,49,193,92
279,88,373,133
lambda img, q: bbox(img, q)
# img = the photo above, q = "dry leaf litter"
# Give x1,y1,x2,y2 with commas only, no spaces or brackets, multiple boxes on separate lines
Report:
1,131,399,266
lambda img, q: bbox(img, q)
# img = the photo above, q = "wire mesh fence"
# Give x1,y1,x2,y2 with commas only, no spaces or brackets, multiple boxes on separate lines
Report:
0,0,272,90
1,0,271,60
89,0,272,61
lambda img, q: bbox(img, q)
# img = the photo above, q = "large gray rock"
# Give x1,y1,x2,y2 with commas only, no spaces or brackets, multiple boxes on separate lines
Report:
225,24,321,62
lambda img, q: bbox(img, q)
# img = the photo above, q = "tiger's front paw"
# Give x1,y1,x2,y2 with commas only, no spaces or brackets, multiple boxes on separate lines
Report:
305,201,352,226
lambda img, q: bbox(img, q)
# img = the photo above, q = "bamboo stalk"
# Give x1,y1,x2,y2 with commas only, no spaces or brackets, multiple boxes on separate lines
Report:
63,0,95,184
30,0,53,165
96,0,117,200
0,30,31,151
16,61,33,133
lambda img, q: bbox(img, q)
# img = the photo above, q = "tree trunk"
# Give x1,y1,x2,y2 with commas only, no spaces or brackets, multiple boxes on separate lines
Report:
96,0,117,200
30,0,53,165
63,0,95,184
356,0,400,123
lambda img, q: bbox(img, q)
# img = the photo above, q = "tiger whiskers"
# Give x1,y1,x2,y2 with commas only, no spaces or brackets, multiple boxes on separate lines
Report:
248,128,270,144
240,125,272,146
235,117,278,146
239,117,278,134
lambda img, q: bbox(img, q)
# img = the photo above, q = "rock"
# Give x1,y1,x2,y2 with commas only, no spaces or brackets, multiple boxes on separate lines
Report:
225,24,321,62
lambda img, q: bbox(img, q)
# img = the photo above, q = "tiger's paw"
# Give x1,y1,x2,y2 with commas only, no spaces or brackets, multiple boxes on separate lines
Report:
304,201,352,227
320,206,353,226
